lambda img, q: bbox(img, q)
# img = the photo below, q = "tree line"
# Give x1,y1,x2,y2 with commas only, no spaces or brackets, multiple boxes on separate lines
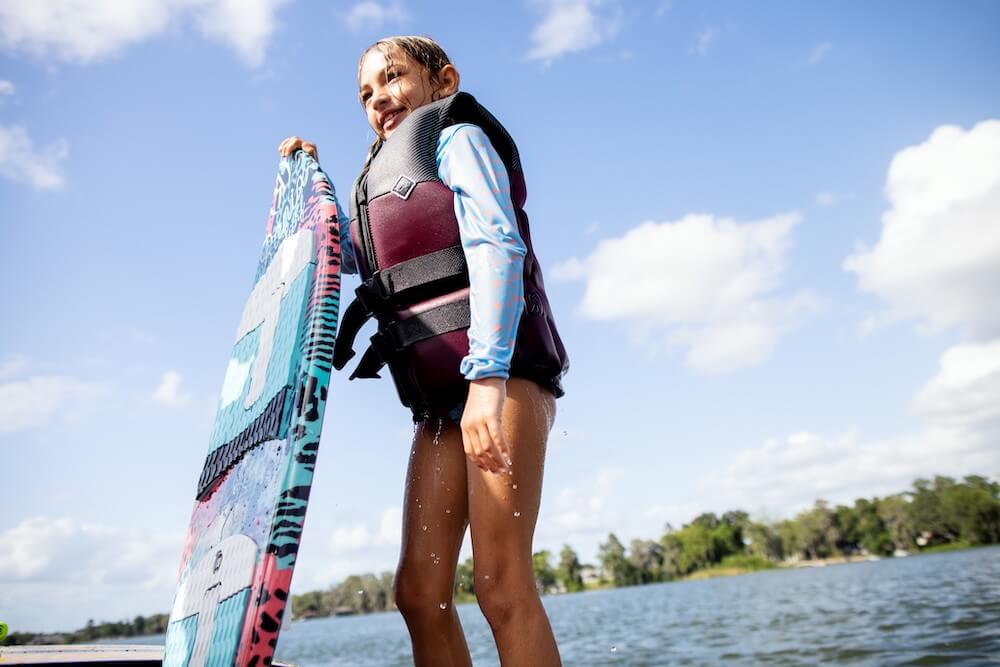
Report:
290,474,999,616
590,474,999,587
2,614,170,647
4,474,996,642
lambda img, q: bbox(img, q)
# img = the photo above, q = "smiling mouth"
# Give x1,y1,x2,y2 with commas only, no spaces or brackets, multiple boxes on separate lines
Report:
383,109,404,131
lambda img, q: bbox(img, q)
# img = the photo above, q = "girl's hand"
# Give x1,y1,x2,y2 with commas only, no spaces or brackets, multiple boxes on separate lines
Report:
278,135,319,161
461,377,513,475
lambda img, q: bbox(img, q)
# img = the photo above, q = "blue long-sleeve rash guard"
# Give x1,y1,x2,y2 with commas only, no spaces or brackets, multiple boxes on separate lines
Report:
337,123,527,381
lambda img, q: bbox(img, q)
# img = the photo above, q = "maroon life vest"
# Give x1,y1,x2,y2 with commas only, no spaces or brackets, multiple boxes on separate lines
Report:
332,92,568,419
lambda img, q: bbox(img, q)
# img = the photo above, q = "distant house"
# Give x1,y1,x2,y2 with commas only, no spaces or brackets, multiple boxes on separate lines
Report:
580,565,602,586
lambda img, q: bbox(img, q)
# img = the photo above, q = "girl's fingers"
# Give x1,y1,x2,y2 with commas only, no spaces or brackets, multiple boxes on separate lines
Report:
473,426,495,473
277,136,319,161
278,136,300,156
476,424,500,474
485,419,512,471
301,141,319,160
462,426,489,472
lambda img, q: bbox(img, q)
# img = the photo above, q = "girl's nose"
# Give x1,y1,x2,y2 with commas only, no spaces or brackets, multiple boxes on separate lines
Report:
371,85,392,109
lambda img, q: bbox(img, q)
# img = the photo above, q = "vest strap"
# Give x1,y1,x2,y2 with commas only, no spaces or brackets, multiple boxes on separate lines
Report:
333,245,469,373
348,299,471,381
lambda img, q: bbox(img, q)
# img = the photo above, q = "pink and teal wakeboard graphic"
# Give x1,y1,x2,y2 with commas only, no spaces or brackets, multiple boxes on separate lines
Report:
163,151,342,667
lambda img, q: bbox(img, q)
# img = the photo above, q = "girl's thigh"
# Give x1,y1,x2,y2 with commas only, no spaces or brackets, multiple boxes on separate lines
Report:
467,378,556,572
397,418,470,589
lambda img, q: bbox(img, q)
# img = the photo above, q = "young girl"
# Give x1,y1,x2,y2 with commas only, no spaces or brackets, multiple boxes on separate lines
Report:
280,35,568,666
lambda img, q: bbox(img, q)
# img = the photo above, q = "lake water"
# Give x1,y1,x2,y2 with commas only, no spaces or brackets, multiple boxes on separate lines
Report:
121,546,1000,665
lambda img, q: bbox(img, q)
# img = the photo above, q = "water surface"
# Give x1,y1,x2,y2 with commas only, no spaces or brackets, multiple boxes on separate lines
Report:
118,546,1000,665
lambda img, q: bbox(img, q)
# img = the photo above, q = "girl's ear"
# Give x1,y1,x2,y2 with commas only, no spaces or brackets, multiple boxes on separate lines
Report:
437,64,460,97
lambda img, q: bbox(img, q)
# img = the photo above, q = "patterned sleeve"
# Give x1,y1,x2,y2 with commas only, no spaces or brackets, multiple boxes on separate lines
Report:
436,123,526,381
336,197,358,275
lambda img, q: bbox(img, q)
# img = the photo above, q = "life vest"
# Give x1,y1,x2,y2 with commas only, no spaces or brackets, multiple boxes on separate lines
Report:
332,92,568,419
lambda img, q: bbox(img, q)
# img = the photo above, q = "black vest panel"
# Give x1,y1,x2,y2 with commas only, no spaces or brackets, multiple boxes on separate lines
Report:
339,92,568,419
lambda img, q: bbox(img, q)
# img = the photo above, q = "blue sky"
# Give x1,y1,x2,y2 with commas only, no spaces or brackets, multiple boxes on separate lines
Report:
2,0,999,633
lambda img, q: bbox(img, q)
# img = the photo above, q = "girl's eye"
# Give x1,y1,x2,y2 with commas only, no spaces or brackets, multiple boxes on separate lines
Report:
386,69,401,81
361,91,371,103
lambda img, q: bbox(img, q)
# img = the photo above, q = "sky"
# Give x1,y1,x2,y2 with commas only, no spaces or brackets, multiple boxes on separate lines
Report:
1,0,999,633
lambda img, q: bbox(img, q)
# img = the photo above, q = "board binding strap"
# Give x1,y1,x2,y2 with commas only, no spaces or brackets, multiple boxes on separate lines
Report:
161,150,342,667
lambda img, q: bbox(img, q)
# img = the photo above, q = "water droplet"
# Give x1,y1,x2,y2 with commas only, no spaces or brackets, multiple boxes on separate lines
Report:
484,574,490,580
563,430,567,437
439,602,448,610
357,590,363,595
611,645,617,653
430,552,436,558
422,525,428,531
436,466,441,472
512,484,518,490
445,509,451,514
513,511,521,518
504,456,512,466
433,418,444,446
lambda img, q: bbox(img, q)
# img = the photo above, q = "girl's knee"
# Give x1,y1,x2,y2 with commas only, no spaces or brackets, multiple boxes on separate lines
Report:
473,566,538,629
394,562,452,619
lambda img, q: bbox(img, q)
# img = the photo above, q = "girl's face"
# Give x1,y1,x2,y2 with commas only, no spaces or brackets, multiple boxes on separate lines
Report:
358,46,458,140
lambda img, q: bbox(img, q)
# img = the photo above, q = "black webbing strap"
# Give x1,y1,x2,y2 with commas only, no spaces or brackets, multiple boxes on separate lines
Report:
332,298,370,370
196,386,290,500
374,245,467,297
333,245,469,373
349,299,471,381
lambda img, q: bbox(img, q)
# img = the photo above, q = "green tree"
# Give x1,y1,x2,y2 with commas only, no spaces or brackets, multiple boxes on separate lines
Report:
852,498,892,555
628,539,665,583
744,521,783,561
795,500,841,559
675,523,716,573
659,532,685,579
940,476,1000,544
532,550,557,594
598,533,636,586
455,557,475,596
878,494,916,551
556,545,584,593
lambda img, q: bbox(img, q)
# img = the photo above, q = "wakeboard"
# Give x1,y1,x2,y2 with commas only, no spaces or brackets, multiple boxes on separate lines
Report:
163,151,342,667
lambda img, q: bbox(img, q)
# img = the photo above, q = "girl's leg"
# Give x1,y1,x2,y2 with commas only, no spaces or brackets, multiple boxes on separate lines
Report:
395,417,473,667
467,377,561,666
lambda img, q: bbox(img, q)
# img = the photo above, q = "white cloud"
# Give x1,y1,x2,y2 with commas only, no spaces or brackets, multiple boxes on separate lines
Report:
342,1,408,33
554,212,817,373
816,191,836,206
526,0,623,64
0,124,68,190
329,507,401,552
0,80,14,95
693,27,718,56
912,339,1000,430
844,120,1000,339
0,0,288,67
152,370,192,407
0,375,105,434
702,340,1000,516
807,42,832,65
644,502,703,533
0,517,181,632
537,467,624,548
0,354,31,380
192,0,290,67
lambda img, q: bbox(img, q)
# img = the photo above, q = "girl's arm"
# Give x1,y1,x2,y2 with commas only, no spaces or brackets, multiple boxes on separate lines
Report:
436,123,527,473
277,136,357,274
335,198,358,275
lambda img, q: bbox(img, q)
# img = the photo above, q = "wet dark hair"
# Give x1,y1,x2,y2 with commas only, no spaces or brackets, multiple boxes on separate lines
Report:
356,36,456,179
